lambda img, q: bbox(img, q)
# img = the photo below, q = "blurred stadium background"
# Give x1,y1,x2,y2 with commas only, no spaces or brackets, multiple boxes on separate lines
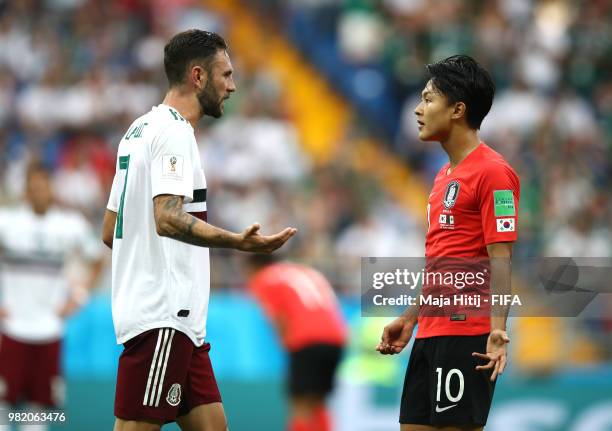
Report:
0,0,610,430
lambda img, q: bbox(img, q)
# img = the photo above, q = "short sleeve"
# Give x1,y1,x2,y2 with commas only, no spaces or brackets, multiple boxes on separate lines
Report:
150,124,195,202
106,171,119,212
477,163,520,245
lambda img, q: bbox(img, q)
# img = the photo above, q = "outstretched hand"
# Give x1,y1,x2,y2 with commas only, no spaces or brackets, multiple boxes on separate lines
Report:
472,329,510,381
238,223,297,253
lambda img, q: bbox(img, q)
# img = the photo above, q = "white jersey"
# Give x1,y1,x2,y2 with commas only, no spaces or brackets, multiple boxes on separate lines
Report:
107,104,210,347
0,205,101,342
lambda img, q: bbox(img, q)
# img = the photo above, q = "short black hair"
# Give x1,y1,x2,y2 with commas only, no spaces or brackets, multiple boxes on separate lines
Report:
426,55,495,130
247,253,280,269
164,30,228,87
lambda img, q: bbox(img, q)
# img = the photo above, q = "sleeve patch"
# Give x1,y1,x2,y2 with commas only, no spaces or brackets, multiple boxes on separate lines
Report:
496,218,515,232
162,155,184,179
493,190,515,216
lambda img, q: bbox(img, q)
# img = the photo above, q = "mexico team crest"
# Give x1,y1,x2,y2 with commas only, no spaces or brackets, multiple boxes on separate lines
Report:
166,383,181,406
442,180,460,209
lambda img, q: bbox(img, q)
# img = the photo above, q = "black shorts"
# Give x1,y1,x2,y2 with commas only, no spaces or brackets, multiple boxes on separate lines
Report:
288,344,343,397
400,335,496,427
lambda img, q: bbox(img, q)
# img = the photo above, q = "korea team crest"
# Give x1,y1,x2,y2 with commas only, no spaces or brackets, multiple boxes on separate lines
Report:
442,180,460,209
166,383,181,406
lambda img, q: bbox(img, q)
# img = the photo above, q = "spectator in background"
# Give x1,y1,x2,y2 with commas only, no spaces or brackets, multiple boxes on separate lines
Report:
0,162,105,430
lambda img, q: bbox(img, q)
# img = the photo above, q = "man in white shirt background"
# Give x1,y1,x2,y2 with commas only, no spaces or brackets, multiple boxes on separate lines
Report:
0,161,105,431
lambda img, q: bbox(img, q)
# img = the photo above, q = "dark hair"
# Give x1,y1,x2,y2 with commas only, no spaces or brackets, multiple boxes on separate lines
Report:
247,253,280,269
164,30,228,87
426,55,495,129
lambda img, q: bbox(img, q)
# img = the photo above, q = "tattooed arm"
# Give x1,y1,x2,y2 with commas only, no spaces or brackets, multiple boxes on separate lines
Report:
153,194,296,252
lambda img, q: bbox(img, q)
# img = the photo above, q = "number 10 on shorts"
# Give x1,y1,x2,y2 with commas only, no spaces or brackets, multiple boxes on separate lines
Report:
436,368,464,403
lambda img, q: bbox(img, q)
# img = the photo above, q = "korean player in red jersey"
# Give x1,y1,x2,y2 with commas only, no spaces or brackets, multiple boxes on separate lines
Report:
377,55,519,431
245,254,347,431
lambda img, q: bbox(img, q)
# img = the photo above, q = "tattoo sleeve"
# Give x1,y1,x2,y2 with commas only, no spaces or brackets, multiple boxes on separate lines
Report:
153,195,239,248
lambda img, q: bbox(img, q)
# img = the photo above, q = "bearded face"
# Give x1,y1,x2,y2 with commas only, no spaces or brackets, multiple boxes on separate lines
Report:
196,51,234,119
197,76,224,118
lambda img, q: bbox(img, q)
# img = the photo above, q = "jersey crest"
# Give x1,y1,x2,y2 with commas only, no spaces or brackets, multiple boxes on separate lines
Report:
442,180,460,209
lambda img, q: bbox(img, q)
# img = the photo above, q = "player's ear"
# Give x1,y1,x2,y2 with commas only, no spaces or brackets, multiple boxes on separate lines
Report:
190,64,208,90
451,102,466,121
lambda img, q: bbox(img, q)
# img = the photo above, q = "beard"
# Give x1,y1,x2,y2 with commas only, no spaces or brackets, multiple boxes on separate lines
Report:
197,80,223,119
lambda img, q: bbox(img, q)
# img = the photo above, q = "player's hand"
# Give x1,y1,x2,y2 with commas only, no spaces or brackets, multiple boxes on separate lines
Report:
57,285,90,318
57,297,81,318
238,223,297,253
0,308,7,320
472,329,510,381
376,317,415,355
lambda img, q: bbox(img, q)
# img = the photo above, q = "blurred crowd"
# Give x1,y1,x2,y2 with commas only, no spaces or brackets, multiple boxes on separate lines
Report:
0,0,424,291
255,0,612,365
0,0,610,365
386,0,612,261
273,0,612,259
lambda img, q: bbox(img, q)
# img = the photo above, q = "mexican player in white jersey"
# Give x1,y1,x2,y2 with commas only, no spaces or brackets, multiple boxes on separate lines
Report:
101,30,296,431
0,162,104,424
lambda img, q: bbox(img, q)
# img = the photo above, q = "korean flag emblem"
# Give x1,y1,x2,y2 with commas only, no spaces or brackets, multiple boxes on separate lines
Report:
496,218,515,232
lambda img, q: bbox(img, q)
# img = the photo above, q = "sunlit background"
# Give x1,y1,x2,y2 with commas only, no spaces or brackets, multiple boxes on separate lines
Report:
0,0,610,430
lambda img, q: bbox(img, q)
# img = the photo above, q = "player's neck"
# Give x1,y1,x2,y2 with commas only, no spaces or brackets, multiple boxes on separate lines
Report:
162,88,201,129
440,127,481,172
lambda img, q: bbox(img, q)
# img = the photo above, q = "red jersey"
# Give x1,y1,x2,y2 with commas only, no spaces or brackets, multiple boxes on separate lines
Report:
417,143,520,338
248,262,348,352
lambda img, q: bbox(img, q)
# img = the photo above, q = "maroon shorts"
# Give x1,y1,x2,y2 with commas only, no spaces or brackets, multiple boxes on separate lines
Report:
0,333,63,407
114,328,222,423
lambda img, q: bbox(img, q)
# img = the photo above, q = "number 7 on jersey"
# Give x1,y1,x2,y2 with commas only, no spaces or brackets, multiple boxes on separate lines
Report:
115,155,130,239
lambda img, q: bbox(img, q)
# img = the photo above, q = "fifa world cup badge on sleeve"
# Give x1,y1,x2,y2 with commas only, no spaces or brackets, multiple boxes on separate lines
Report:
493,190,515,216
162,154,184,178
